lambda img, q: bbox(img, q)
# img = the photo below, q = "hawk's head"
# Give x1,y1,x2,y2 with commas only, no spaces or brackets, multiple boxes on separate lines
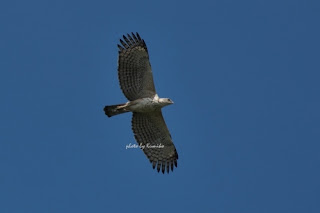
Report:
159,98,174,107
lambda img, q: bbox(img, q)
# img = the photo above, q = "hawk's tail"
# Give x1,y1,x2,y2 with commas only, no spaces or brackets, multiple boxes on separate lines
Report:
104,103,129,118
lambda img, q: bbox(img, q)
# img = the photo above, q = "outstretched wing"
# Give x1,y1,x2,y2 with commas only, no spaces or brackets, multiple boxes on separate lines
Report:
118,32,156,101
132,111,178,174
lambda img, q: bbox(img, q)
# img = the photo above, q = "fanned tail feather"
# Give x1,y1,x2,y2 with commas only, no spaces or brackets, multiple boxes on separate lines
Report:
104,104,129,117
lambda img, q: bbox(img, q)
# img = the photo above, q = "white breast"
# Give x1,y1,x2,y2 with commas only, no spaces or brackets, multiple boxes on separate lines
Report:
127,97,160,112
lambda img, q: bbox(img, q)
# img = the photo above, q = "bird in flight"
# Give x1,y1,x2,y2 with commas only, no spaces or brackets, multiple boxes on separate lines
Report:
104,32,178,174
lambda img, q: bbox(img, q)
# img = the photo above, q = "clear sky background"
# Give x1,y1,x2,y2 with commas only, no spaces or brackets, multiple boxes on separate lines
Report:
1,0,319,212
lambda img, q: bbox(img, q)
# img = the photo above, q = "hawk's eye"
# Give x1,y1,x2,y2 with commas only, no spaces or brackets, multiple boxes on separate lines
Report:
168,99,172,102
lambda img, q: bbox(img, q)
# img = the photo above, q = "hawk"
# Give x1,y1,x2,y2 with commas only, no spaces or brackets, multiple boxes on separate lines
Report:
104,32,178,174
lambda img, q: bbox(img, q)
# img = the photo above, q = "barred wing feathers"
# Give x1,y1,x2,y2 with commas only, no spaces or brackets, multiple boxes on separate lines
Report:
132,111,178,174
117,32,156,101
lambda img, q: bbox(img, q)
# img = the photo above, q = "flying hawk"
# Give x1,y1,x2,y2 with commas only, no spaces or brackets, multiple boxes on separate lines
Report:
104,32,178,174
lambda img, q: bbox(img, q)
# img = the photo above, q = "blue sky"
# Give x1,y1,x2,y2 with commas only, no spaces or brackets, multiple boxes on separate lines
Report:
1,0,320,212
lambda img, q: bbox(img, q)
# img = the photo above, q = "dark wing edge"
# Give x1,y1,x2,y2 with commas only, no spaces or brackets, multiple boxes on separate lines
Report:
118,32,148,54
131,111,179,174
